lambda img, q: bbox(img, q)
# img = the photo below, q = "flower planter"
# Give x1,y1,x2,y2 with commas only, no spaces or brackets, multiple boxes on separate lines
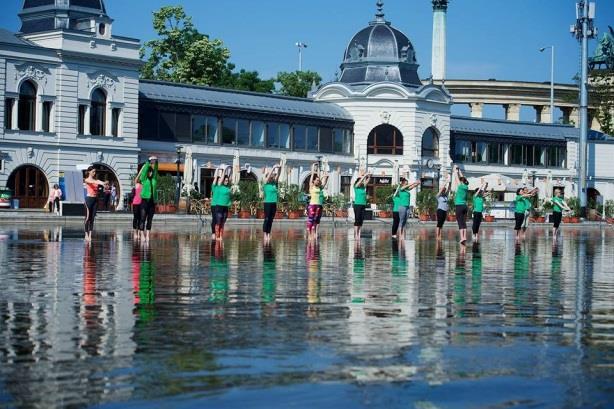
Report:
563,217,571,223
484,215,495,222
606,217,614,225
335,210,348,218
256,210,265,219
287,210,302,219
570,217,580,223
379,211,392,218
275,211,285,219
239,210,251,219
447,214,456,222
535,216,545,223
419,214,430,222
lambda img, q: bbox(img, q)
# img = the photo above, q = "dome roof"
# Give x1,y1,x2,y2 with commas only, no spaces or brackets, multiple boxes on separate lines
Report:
339,1,420,86
19,0,110,34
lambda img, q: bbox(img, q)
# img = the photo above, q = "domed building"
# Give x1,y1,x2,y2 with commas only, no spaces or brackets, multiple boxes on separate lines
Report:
313,1,453,197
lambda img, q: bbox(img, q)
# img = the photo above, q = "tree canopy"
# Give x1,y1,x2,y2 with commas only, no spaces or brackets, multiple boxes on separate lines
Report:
276,71,322,98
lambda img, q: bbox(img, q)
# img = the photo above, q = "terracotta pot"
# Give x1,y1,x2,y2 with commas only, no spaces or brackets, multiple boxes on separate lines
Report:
256,209,265,219
288,210,302,219
571,217,580,223
335,210,348,218
536,216,545,223
447,214,456,222
378,211,391,218
166,205,177,214
419,214,430,222
275,211,285,219
563,217,571,223
606,217,614,224
484,215,495,222
239,210,251,219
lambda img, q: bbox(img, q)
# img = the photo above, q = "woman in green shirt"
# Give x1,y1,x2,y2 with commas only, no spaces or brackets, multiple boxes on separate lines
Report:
209,168,223,240
453,166,470,244
352,172,370,239
471,182,488,243
391,193,401,237
139,156,159,242
396,177,420,239
213,166,233,241
550,188,571,238
262,164,281,242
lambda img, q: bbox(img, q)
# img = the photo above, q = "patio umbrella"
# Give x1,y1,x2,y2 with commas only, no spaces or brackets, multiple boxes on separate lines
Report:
231,150,241,193
545,171,553,198
392,160,399,186
183,147,193,194
278,153,288,185
521,168,529,186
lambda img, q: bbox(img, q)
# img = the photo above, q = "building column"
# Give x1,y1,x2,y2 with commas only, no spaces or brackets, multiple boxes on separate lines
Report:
469,102,483,118
35,96,43,132
560,107,572,124
504,103,521,121
534,105,552,123
105,103,113,136
11,99,19,130
84,105,91,135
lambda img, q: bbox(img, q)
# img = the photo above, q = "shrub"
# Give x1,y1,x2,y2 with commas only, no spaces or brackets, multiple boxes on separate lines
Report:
374,185,396,211
416,189,437,216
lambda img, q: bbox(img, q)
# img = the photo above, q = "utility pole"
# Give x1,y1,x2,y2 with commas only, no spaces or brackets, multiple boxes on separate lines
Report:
571,1,596,218
296,42,307,71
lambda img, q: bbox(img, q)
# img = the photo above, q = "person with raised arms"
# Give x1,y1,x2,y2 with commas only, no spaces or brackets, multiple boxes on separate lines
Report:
209,167,223,240
549,188,571,239
138,156,159,243
306,163,324,241
436,177,451,241
453,166,470,245
83,165,106,242
352,171,370,239
396,177,420,239
213,166,233,241
513,187,537,242
391,186,401,239
471,182,488,243
262,164,281,243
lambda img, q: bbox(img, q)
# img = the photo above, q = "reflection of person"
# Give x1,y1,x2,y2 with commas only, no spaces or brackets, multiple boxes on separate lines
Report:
209,240,229,305
353,172,370,239
549,188,571,239
137,245,156,322
83,166,106,242
139,157,159,242
453,166,469,245
262,164,281,243
262,242,276,304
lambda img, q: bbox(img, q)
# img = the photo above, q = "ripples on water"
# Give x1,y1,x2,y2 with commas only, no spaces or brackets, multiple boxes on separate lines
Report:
0,226,613,408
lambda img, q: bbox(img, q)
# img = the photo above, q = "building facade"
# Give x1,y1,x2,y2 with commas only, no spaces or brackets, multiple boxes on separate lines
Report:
1,0,613,211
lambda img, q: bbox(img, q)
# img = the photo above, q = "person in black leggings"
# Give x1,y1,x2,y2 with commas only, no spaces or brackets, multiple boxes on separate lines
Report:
352,172,370,239
138,157,159,243
83,166,105,242
262,164,281,243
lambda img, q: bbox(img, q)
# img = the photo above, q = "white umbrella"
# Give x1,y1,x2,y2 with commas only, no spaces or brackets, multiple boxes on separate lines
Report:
279,153,288,185
392,160,399,186
521,169,529,186
183,147,193,193
231,150,241,193
545,171,553,198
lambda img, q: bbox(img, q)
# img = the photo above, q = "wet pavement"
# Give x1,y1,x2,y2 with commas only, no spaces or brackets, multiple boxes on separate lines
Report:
0,225,613,408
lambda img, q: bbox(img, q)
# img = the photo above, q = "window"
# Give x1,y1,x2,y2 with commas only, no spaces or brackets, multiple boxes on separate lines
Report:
18,80,36,131
474,142,488,163
319,127,333,153
367,124,403,155
307,126,318,151
175,113,191,142
341,175,352,199
90,88,106,136
333,128,344,153
454,140,471,162
488,143,504,164
206,116,218,144
111,108,121,137
5,98,14,130
421,127,439,158
78,105,86,135
267,122,290,149
41,101,52,132
527,145,545,167
159,111,175,141
237,119,250,146
192,115,206,142
293,125,306,150
546,146,566,168
251,121,265,147
222,118,237,144
510,144,525,165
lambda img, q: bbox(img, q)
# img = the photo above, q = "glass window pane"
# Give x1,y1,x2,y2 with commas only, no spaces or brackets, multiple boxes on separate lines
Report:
42,101,52,132
475,142,488,163
333,128,344,153
222,118,237,144
454,140,471,162
192,115,206,143
293,125,306,150
307,126,318,151
377,127,393,146
488,143,503,164
175,113,191,142
237,119,250,146
319,127,333,153
206,116,218,144
267,122,279,148
279,124,290,149
559,147,566,167
111,108,120,137
252,121,265,147
159,112,175,141
510,144,524,165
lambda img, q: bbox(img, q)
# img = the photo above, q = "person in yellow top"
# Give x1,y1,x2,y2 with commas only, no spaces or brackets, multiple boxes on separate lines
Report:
306,163,328,240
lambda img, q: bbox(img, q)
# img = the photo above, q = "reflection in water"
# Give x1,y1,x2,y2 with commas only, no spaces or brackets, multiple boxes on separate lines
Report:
0,226,613,407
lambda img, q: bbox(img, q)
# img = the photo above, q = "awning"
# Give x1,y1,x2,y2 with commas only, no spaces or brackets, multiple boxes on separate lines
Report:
154,163,184,173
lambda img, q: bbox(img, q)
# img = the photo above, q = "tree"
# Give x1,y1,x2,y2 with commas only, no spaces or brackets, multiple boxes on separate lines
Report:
140,6,231,86
276,71,322,98
218,65,275,93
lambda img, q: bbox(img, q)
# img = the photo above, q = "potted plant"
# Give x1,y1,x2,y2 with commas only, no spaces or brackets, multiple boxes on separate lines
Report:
374,185,395,218
532,199,546,223
331,193,348,217
605,200,614,224
483,193,495,222
236,180,259,218
416,189,436,222
566,196,580,223
284,184,304,219
447,191,456,221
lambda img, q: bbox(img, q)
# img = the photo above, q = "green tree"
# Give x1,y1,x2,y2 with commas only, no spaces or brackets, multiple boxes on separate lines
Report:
218,65,275,93
276,70,322,98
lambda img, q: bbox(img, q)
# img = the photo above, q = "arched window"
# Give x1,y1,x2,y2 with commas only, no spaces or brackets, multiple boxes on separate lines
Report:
90,88,106,136
18,80,37,131
367,124,403,155
421,127,439,158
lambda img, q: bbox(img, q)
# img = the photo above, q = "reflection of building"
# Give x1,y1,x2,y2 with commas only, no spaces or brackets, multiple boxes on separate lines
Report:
1,0,614,209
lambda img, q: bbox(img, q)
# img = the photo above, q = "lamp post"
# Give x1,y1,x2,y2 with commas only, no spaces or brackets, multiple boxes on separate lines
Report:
539,45,555,123
175,146,182,208
531,170,537,187
295,42,307,71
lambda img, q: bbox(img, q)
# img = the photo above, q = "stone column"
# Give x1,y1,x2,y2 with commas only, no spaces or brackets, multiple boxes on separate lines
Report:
504,103,521,121
11,98,19,130
84,105,91,135
35,96,43,132
560,107,572,124
570,107,579,127
105,103,113,136
469,102,483,118
534,105,552,123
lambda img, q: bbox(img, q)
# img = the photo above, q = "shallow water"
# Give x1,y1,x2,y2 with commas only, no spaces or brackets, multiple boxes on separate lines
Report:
0,225,613,408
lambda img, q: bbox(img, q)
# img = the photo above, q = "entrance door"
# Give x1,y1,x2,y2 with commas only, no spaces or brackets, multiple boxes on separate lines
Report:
7,165,49,208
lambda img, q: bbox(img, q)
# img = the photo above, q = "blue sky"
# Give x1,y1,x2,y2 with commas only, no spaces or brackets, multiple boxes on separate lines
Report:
1,0,612,119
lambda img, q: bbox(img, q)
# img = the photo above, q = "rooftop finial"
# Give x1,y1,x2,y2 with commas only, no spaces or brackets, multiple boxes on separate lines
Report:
375,1,385,21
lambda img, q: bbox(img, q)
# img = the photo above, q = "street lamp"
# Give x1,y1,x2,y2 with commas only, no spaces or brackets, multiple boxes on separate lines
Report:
539,45,555,123
175,145,182,207
295,42,307,71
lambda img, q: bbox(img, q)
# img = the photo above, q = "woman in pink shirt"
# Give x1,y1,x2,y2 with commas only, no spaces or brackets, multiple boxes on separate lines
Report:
132,176,143,240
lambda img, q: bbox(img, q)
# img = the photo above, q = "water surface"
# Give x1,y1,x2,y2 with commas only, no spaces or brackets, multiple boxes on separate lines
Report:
0,225,613,408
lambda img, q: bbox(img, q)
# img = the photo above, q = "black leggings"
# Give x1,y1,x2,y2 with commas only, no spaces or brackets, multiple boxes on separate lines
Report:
139,199,155,231
472,211,483,234
132,203,141,230
263,202,276,233
436,209,447,228
552,211,562,229
48,198,59,213
456,205,468,229
210,205,218,233
392,211,400,235
354,204,366,227
84,196,97,233
514,212,525,231
215,206,229,231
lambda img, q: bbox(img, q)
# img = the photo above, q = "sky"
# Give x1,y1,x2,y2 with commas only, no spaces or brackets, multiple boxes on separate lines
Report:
1,0,612,119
